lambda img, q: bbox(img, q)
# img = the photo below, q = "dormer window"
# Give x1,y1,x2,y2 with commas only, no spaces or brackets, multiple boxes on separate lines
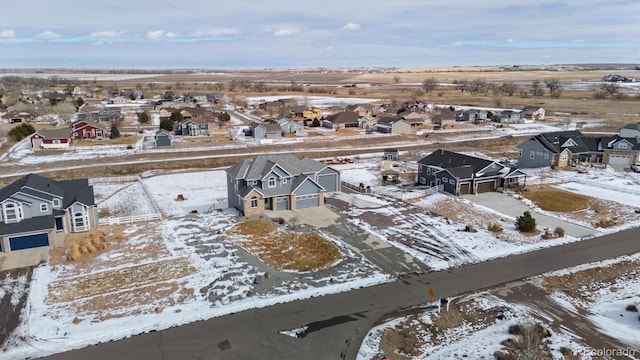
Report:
268,177,276,188
53,198,61,208
2,202,23,223
618,142,628,149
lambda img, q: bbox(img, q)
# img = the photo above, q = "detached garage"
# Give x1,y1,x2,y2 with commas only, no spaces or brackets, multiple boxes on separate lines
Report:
9,232,50,251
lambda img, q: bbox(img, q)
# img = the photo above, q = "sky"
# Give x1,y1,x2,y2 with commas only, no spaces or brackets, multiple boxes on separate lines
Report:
0,0,638,69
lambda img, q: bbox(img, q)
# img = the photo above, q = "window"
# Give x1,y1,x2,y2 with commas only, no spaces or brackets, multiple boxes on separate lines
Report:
529,150,535,159
40,203,48,212
449,179,455,185
544,153,549,159
419,177,426,184
55,217,64,231
426,167,431,175
3,202,23,223
282,178,288,184
518,149,523,157
443,177,448,182
619,143,628,149
250,197,258,208
252,180,258,185
72,210,89,232
53,198,61,208
53,140,60,144
561,154,567,161
268,177,276,188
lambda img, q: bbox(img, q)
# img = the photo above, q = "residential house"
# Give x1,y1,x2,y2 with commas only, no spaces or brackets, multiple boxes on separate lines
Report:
30,128,72,150
417,149,526,195
457,109,488,123
225,154,340,216
159,107,179,121
323,111,359,129
492,110,522,124
155,129,172,147
521,106,545,121
109,96,131,105
516,131,600,168
619,123,640,139
432,108,458,129
245,121,282,139
175,118,210,136
600,136,640,166
287,106,307,119
374,117,413,135
187,92,208,103
97,107,122,122
276,118,304,135
303,107,323,121
383,148,399,160
0,173,97,270
347,104,374,117
2,111,33,124
180,106,214,122
70,121,108,140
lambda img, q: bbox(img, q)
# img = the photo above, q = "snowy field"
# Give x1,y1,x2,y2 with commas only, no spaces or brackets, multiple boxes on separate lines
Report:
245,95,380,107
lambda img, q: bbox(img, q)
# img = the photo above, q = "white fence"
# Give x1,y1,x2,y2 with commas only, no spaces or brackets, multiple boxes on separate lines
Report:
342,181,442,201
99,213,162,226
89,176,139,185
574,179,640,196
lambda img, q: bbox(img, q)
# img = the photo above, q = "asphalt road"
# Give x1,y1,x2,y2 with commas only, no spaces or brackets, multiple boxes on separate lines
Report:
44,226,640,360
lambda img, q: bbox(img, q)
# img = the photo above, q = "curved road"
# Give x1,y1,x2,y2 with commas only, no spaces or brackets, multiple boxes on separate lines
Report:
44,227,640,360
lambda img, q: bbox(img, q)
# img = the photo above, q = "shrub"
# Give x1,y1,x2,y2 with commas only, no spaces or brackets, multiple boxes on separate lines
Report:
464,224,477,232
8,123,36,141
488,222,503,233
66,230,108,261
494,350,515,360
553,227,565,237
559,347,572,356
541,228,553,239
626,304,638,312
508,324,523,335
515,211,536,232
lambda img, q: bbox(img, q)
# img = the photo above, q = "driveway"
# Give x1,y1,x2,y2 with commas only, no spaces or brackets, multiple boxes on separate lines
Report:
463,192,595,237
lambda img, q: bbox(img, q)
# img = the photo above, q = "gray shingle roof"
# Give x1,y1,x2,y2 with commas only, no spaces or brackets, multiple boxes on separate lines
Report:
227,154,322,180
418,149,497,174
622,123,640,130
0,174,94,208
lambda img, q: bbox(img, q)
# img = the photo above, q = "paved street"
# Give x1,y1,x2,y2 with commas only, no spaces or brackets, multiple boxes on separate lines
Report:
45,226,640,360
464,191,596,237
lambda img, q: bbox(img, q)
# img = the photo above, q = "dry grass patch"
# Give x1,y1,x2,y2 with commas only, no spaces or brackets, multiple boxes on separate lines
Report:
228,219,342,272
73,136,139,146
65,230,109,261
518,186,590,212
47,257,196,304
543,258,640,303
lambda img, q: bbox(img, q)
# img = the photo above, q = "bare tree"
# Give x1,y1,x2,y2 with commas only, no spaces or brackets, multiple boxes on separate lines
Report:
544,78,563,98
600,82,620,96
228,80,238,92
421,77,439,93
393,75,401,84
469,79,487,94
530,80,544,97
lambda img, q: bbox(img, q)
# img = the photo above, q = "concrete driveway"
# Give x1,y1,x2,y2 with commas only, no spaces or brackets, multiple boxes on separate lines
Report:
463,192,596,237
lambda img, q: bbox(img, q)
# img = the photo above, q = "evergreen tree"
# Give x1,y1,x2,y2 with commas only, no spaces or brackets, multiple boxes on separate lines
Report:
8,123,36,141
160,119,174,132
515,211,537,232
137,111,150,124
169,111,183,123
109,124,121,139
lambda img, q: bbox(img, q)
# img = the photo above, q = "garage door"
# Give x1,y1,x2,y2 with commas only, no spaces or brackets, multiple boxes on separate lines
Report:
608,155,632,166
317,174,338,192
476,181,495,193
296,194,320,209
459,183,471,195
9,233,49,251
275,196,289,211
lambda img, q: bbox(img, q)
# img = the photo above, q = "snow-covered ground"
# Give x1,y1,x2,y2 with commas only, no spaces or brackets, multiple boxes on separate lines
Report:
245,95,381,108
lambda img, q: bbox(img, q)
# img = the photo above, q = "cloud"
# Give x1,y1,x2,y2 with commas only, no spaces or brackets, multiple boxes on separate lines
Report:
89,31,124,38
0,30,15,38
454,41,463,47
36,31,61,40
192,28,239,37
341,23,361,31
274,27,298,37
506,38,513,43
147,30,177,39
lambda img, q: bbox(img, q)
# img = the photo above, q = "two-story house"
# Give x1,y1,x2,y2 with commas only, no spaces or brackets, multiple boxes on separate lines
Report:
244,121,283,139
226,154,340,216
521,106,545,122
516,131,601,168
70,120,108,140
175,118,210,136
458,109,488,123
620,123,640,139
492,110,522,124
0,174,98,270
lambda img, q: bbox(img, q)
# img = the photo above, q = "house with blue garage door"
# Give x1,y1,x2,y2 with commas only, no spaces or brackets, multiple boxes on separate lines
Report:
226,154,340,217
0,173,98,271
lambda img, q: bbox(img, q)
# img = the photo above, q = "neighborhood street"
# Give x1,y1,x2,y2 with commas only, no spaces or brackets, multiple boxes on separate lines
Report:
44,226,640,360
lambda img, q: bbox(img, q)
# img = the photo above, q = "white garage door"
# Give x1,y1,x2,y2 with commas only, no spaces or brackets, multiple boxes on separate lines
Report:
609,155,632,166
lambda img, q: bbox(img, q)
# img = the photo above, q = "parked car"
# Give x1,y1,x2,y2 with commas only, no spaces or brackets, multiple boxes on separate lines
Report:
631,163,640,173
